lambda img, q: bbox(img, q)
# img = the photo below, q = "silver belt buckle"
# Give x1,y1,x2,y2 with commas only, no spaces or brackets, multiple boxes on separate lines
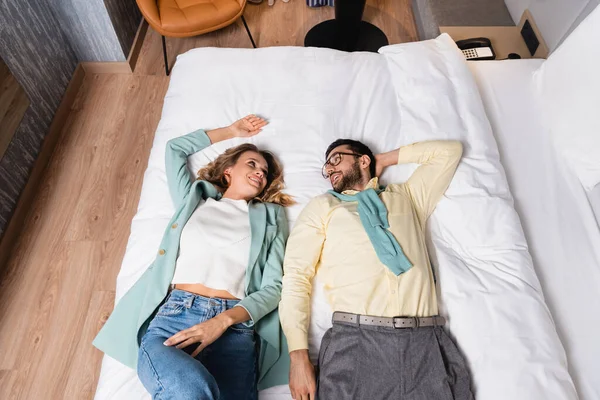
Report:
392,316,418,329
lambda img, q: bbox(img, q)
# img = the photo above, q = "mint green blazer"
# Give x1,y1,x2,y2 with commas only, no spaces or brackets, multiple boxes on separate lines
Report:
93,129,290,390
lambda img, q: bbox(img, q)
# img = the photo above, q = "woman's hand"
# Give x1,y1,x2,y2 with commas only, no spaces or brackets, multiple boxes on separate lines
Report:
206,115,268,144
163,306,251,357
229,115,268,138
163,315,229,357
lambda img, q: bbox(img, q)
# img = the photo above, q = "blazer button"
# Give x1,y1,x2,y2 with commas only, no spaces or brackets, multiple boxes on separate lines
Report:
171,223,178,229
158,249,166,255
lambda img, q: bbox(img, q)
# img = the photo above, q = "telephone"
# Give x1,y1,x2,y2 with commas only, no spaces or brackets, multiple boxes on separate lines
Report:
456,37,496,60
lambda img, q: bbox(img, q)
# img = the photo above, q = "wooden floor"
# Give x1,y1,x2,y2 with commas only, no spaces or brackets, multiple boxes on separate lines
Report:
0,2,416,399
137,0,418,75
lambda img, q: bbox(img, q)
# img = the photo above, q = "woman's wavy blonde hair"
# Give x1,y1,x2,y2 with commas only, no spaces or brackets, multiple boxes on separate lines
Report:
197,144,294,207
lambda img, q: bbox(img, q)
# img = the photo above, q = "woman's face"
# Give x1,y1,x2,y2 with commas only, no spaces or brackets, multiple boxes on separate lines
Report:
224,151,269,200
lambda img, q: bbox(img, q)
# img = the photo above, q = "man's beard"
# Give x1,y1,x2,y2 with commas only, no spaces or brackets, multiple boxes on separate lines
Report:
332,162,363,193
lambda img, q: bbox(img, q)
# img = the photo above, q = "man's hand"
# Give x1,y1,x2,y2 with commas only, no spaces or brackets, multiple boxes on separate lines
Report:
289,350,317,400
375,153,384,177
229,114,268,137
375,149,400,177
163,315,229,358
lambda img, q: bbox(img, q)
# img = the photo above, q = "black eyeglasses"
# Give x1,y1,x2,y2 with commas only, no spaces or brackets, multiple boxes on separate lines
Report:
322,152,362,179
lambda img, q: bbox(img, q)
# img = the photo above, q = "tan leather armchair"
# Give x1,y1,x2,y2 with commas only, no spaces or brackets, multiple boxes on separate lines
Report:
136,0,256,75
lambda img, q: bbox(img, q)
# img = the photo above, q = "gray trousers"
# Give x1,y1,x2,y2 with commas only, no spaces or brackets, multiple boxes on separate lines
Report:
317,321,474,400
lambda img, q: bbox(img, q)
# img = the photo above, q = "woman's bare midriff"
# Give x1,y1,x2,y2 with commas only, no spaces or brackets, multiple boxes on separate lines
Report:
173,283,240,300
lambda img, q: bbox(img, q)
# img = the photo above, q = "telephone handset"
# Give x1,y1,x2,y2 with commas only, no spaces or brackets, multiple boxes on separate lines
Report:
456,37,496,60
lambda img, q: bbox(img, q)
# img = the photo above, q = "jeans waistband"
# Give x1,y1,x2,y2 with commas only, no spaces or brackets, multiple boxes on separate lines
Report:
168,288,240,309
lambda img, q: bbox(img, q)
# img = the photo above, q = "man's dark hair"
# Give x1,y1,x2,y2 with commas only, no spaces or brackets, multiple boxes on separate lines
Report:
326,139,376,178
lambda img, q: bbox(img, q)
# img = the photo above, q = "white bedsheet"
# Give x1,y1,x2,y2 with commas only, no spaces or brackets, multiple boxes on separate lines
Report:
94,35,577,400
469,60,600,400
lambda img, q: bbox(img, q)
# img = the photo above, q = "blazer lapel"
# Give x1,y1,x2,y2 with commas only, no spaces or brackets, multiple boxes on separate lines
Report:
194,179,220,201
184,180,221,212
247,202,266,291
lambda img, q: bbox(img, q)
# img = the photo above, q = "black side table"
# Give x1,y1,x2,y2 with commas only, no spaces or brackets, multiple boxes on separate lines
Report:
304,0,389,52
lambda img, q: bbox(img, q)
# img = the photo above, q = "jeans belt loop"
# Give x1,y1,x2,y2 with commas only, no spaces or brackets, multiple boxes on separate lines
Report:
184,294,194,308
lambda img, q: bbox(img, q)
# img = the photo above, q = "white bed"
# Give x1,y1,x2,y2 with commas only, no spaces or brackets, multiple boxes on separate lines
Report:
94,34,578,400
469,59,600,400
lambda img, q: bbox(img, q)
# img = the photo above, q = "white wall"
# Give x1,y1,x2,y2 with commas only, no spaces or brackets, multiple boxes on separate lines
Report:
562,0,600,47
504,0,598,51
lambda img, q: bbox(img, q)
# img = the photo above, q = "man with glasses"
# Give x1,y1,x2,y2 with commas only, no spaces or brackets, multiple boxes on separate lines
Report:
279,138,473,400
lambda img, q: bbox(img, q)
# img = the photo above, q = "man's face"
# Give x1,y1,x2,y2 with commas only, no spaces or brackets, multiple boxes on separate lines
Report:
324,145,364,193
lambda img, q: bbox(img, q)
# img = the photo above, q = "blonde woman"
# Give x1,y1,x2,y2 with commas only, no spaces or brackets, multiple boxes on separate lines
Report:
93,115,293,399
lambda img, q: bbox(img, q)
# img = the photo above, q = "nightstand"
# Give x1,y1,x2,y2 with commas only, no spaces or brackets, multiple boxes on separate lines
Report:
440,10,549,60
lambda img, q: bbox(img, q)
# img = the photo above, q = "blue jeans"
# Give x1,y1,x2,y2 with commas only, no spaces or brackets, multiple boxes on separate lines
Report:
137,290,258,400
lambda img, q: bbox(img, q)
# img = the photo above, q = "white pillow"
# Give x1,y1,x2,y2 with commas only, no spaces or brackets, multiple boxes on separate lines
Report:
534,4,600,191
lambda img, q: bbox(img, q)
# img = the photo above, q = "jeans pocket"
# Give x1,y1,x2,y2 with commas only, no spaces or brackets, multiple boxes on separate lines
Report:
156,301,186,317
229,323,255,335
